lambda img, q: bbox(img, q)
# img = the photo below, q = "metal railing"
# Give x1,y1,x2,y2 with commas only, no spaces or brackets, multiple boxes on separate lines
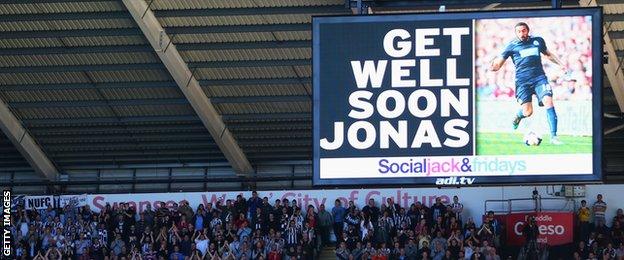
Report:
485,197,575,214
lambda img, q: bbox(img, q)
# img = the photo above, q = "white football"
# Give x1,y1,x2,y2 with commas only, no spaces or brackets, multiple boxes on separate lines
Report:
524,131,542,146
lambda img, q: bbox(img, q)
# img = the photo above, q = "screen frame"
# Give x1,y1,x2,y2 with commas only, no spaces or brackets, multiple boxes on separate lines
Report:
312,7,603,186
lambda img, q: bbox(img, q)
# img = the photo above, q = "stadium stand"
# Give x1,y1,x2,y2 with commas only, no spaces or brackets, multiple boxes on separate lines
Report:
8,191,624,259
1,1,624,260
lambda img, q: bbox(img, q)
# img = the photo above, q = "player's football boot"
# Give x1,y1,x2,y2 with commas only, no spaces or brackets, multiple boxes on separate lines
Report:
512,116,522,130
550,136,563,145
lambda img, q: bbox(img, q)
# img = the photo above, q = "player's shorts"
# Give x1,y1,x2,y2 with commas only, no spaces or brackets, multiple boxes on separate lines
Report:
515,76,553,106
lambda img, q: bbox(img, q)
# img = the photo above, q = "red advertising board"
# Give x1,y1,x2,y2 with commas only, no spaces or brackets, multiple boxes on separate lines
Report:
505,212,573,246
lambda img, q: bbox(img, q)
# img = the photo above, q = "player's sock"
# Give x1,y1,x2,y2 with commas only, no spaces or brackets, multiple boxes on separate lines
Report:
546,107,558,137
517,109,526,119
513,110,525,129
547,107,563,145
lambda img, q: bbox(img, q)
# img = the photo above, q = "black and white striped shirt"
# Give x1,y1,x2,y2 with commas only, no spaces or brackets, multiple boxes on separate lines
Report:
285,227,299,245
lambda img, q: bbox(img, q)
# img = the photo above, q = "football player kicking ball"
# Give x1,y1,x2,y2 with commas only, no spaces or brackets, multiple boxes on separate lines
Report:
489,22,566,145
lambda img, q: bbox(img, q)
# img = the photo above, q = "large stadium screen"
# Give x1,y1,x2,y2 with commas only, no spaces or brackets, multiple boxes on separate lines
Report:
313,8,602,186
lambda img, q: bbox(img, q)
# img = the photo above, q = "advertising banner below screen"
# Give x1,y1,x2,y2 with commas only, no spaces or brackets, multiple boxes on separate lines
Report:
505,212,574,246
313,8,602,186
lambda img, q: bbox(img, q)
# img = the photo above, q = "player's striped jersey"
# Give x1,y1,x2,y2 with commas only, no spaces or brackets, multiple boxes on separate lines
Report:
500,36,548,84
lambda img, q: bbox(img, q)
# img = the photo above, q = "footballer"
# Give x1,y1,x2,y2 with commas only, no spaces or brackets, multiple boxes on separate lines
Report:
490,22,566,145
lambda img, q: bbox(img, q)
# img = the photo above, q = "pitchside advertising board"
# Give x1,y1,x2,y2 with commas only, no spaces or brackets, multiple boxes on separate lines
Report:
313,8,603,186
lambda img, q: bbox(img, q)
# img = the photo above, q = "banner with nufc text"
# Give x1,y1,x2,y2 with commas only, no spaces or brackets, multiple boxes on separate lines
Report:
16,194,87,210
312,8,603,186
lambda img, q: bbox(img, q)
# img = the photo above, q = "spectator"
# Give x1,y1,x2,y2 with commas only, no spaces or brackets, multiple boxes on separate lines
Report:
259,197,273,223
593,194,608,228
267,243,281,260
332,199,347,243
378,211,394,245
615,208,624,227
615,242,624,260
336,241,350,259
451,196,464,224
611,221,623,246
432,230,447,251
484,211,501,248
432,198,447,222
577,241,589,259
169,244,185,260
386,198,401,216
523,216,539,258
317,204,332,247
432,240,445,260
578,199,592,241
602,242,616,259
247,191,263,220
362,198,381,226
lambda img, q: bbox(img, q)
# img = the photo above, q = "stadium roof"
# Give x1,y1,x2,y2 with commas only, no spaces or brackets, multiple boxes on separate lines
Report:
0,0,623,194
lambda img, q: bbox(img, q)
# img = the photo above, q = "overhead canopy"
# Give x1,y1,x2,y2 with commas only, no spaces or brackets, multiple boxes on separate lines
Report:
0,0,622,192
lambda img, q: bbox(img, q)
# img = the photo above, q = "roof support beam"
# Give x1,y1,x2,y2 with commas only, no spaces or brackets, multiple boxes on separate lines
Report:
0,97,58,180
0,59,310,73
122,0,253,176
49,146,311,158
0,0,111,3
221,113,311,121
0,11,129,21
8,95,309,108
0,81,177,91
0,23,310,39
200,77,311,86
0,28,141,39
23,115,201,125
28,121,309,135
22,113,311,125
0,41,309,56
0,63,164,73
580,0,624,112
9,98,189,108
177,41,309,50
154,5,347,17
30,124,207,135
0,78,311,91
165,24,309,34
37,131,309,143
38,133,212,143
0,6,346,21
210,95,310,103
0,45,152,55
189,59,309,68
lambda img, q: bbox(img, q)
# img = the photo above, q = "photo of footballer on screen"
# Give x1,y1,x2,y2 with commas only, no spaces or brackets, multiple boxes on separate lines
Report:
489,22,566,144
475,16,593,155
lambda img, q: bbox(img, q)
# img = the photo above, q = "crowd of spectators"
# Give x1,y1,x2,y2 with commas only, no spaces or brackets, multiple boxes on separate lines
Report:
8,191,624,260
574,194,624,260
475,16,593,102
10,192,500,260
331,196,504,260
12,191,323,260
